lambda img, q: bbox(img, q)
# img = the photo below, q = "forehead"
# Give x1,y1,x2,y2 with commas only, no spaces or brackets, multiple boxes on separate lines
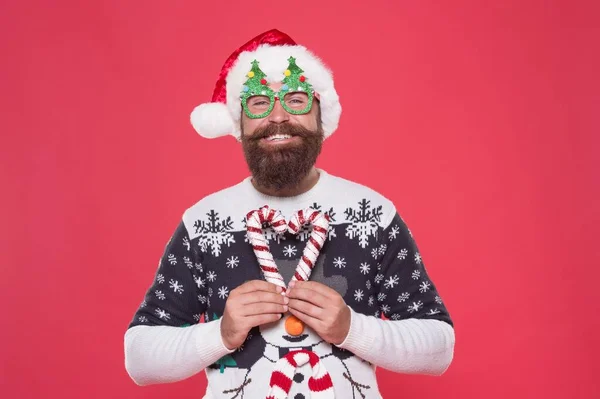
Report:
247,83,309,97
268,82,283,91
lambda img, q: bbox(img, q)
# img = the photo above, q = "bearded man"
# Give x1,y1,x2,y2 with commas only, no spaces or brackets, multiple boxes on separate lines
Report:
124,29,455,399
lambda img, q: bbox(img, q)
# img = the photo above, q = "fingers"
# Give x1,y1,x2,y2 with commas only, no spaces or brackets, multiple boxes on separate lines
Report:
241,302,288,317
245,313,283,328
234,280,282,295
288,306,319,328
239,291,288,306
288,298,324,320
286,286,328,308
289,280,336,299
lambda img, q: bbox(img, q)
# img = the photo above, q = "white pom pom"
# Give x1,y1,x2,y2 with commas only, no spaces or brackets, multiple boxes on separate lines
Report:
190,102,235,138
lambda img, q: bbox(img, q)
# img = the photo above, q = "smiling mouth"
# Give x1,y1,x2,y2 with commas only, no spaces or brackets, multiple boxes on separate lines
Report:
261,133,298,143
267,133,291,141
282,334,309,343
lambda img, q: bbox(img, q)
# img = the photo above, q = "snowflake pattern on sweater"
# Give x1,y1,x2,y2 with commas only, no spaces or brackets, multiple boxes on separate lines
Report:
128,170,453,398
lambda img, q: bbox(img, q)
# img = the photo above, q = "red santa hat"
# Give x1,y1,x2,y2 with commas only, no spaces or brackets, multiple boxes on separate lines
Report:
190,29,341,140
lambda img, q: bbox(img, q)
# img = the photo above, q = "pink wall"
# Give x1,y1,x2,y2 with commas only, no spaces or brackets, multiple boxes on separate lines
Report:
1,0,598,397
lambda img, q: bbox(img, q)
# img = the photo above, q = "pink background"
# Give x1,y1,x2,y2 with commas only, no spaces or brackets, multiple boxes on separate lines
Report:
1,0,598,398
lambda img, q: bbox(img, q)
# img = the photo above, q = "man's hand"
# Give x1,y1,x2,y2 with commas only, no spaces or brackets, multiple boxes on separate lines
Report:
220,280,288,350
286,280,351,345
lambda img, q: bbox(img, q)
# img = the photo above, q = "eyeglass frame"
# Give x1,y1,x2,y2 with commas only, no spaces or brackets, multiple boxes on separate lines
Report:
240,83,318,119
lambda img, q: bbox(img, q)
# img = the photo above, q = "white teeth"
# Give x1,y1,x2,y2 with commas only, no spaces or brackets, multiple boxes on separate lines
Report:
266,134,292,141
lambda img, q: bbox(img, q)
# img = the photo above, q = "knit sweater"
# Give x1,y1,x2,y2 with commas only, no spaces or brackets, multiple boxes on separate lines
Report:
124,169,455,398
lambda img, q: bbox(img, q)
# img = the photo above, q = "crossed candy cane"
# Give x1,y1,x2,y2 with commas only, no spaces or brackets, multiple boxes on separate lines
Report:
245,205,330,292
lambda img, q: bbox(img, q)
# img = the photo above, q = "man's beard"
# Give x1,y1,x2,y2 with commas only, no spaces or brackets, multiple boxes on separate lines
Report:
241,122,324,192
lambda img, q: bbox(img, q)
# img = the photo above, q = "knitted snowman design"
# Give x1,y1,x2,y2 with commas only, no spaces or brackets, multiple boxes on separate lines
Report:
245,206,335,398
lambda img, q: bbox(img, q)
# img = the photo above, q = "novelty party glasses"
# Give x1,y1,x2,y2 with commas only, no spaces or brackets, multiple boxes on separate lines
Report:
240,57,316,119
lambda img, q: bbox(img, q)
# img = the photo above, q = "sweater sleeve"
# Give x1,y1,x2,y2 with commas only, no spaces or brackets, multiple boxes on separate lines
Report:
338,211,455,375
124,220,234,385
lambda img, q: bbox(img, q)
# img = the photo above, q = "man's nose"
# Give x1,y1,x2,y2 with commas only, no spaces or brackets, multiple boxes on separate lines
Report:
267,97,290,124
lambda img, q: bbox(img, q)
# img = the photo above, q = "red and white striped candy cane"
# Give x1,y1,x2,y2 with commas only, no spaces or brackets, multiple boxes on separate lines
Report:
266,349,334,399
245,205,330,291
287,208,330,283
246,206,289,291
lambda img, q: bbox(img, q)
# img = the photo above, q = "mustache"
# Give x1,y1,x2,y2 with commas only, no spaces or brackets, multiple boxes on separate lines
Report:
248,123,317,141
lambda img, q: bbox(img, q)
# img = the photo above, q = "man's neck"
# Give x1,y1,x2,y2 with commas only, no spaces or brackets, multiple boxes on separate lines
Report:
251,168,320,197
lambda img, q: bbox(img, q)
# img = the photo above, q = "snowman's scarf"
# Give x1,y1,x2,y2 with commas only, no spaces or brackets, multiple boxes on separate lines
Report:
266,349,334,399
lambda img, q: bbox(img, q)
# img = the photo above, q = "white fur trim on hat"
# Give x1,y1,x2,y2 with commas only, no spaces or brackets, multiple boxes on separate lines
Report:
190,102,234,139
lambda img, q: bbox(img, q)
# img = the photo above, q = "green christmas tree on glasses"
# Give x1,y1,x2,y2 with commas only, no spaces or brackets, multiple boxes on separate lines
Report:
240,57,315,119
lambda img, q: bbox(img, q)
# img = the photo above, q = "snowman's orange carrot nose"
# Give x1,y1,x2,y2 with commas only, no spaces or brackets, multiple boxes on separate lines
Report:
285,315,304,336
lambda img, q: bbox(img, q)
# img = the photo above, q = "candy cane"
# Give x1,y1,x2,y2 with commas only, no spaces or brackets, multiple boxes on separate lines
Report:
266,349,334,399
245,205,330,291
246,206,289,291
287,208,330,283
